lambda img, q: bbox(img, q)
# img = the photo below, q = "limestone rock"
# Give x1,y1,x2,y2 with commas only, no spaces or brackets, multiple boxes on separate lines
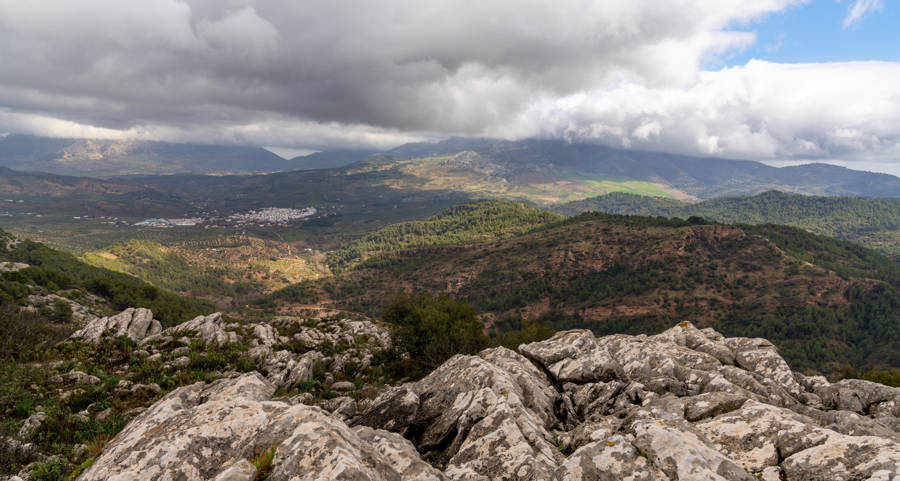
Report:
17,412,46,439
782,434,900,480
0,435,41,467
72,323,900,481
48,370,100,386
555,434,665,481
70,307,160,344
629,407,755,481
694,400,837,472
212,459,256,481
79,372,444,481
355,347,563,480
520,330,623,383
147,312,238,345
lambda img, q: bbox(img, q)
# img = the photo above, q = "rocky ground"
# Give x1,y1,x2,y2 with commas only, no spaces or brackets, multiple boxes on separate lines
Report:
6,314,898,480
1,308,392,480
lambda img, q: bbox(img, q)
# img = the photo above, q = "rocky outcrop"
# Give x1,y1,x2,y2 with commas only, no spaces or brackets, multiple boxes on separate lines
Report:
69,307,160,343
146,312,237,345
0,261,28,272
22,293,101,324
80,322,900,481
134,312,388,396
76,372,444,481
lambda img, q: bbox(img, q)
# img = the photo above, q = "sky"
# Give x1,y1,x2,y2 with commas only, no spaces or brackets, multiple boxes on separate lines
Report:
0,0,899,173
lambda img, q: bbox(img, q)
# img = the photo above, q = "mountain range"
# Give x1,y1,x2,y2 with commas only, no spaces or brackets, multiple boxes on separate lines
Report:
2,135,900,200
0,134,295,176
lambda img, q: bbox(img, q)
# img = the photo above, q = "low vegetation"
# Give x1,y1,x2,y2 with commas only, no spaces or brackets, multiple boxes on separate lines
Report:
556,191,900,258
327,200,561,270
0,231,212,326
268,212,900,375
83,236,328,306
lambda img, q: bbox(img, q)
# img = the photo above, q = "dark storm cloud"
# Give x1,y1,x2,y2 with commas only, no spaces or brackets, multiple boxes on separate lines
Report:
0,0,899,162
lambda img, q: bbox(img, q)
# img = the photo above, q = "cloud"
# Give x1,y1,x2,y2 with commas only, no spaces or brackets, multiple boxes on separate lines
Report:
842,0,883,29
498,60,900,161
0,0,898,165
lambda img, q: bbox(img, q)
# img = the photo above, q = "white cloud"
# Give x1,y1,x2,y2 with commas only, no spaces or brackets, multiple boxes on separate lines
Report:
497,60,900,161
0,0,899,168
842,0,883,29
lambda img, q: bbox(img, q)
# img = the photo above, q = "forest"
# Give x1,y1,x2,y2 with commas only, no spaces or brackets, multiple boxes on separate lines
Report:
556,190,900,258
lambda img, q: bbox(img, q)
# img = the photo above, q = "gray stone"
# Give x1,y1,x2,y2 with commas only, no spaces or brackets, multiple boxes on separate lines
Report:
331,381,354,391
555,434,665,480
61,321,900,481
70,308,160,344
77,372,443,481
17,412,46,439
782,434,900,480
212,459,256,481
172,346,191,357
73,443,87,461
682,392,748,422
49,371,100,386
694,399,837,472
172,356,191,368
0,435,41,467
145,312,239,346
628,407,755,481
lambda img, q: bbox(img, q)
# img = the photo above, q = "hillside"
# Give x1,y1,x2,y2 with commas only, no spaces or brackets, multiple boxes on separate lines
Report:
289,149,379,170
0,166,191,218
326,200,562,270
4,137,900,257
82,236,329,307
270,213,900,373
556,191,900,258
377,138,900,200
0,229,213,359
0,134,296,176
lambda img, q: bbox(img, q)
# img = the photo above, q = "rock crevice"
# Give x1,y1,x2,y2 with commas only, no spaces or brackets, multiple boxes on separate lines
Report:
78,321,900,481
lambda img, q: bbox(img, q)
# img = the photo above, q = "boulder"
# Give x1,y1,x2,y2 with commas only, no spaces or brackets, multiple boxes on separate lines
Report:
70,308,161,344
782,434,900,480
78,372,443,481
146,312,238,345
17,412,46,439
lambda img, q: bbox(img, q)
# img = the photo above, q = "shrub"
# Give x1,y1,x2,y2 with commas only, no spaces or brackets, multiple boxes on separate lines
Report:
50,299,73,324
30,457,67,481
383,293,490,370
251,444,278,480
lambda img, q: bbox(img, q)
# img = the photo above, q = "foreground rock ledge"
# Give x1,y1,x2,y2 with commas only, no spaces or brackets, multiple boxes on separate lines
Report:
78,322,900,481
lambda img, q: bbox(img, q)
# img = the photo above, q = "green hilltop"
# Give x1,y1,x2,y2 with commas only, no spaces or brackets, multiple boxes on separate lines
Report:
555,191,900,258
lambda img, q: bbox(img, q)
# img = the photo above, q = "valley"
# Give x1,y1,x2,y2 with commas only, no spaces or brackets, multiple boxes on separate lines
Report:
3,137,900,481
3,138,900,376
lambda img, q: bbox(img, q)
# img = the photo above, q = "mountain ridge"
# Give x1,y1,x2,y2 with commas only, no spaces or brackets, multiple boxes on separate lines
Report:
3,135,899,200
0,134,294,176
555,190,900,258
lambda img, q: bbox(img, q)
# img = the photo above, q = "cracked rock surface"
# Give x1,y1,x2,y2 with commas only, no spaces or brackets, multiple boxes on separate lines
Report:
79,321,900,481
